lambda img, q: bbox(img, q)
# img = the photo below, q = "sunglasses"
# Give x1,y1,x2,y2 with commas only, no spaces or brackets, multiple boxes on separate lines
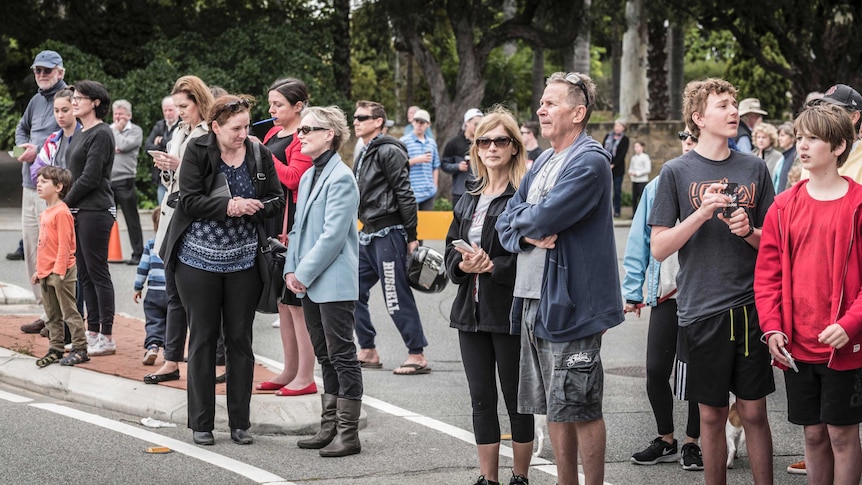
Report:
476,136,514,149
353,115,378,122
564,73,590,109
298,125,329,135
213,99,250,120
677,131,698,143
33,67,55,75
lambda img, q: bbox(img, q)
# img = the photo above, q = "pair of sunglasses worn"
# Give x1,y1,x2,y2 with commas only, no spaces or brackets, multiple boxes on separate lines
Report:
476,136,515,149
677,131,698,142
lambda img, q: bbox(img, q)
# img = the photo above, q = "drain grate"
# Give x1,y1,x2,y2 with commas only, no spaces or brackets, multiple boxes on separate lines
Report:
604,366,646,378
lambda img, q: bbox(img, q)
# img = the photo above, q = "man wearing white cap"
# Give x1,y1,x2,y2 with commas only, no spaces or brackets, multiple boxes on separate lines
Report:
400,109,441,211
441,108,482,206
15,50,67,334
735,98,767,153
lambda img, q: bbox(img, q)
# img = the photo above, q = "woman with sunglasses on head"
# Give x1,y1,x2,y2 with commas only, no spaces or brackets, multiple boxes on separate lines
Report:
147,75,215,384
161,95,284,446
285,107,362,457
64,80,117,357
444,107,532,485
621,129,703,471
256,78,316,397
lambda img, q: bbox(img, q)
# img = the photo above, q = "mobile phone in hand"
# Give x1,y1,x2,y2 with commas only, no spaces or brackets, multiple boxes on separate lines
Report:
722,182,739,218
452,239,475,253
148,150,167,158
260,195,279,204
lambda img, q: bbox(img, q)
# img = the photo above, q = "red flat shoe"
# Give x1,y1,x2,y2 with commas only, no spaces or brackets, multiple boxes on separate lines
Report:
256,380,285,391
275,382,318,397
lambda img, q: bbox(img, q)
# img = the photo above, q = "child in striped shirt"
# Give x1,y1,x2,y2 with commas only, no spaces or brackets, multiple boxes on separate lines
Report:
134,210,167,366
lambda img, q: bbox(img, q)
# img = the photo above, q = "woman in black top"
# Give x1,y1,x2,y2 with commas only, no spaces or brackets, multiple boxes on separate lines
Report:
162,95,284,446
64,80,117,357
444,108,532,485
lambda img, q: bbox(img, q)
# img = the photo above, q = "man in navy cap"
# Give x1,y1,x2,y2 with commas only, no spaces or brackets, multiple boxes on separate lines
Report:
802,84,862,183
15,50,67,334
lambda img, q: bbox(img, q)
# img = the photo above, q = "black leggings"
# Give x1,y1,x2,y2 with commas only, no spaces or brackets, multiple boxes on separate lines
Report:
646,299,700,439
74,210,115,334
459,330,534,445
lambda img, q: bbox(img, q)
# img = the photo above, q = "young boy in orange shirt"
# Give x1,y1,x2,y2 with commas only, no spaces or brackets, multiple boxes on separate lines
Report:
755,103,862,485
31,166,89,367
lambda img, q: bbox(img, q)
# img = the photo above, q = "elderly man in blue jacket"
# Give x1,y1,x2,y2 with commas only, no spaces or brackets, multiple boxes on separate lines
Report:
497,72,623,485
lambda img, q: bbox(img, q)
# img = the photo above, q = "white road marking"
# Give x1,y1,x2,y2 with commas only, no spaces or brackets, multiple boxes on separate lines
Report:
257,353,614,484
0,388,33,403
30,402,295,485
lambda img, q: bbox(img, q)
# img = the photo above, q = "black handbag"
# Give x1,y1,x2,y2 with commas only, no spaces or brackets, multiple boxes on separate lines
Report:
256,234,287,314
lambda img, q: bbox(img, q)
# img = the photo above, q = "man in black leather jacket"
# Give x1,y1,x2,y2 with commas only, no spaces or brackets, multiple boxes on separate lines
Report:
351,100,430,375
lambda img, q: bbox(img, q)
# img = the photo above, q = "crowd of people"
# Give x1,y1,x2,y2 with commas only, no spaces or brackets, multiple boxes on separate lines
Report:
10,47,862,485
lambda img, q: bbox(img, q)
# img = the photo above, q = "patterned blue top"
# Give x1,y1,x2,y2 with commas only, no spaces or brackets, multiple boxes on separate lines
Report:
400,132,440,203
178,162,258,273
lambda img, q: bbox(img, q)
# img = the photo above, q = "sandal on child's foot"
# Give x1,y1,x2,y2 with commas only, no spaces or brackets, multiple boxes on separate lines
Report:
36,350,63,368
60,349,90,366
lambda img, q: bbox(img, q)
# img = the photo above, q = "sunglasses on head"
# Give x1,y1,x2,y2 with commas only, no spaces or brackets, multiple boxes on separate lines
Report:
298,125,328,135
353,115,378,122
475,136,514,149
564,73,590,109
677,131,698,142
33,67,55,75
213,99,250,120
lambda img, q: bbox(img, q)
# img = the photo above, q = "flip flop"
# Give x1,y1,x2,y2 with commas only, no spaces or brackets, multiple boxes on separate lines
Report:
256,380,285,391
360,360,383,369
393,363,431,375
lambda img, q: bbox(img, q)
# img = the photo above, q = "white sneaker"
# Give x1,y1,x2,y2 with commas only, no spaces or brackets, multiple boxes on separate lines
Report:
86,332,100,348
142,346,159,365
88,334,116,356
271,317,280,328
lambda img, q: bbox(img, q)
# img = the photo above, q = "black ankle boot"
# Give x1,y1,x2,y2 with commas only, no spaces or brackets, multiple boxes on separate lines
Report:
319,398,361,457
297,394,338,449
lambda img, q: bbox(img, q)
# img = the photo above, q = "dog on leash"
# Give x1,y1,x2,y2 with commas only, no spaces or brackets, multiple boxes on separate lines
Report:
725,394,746,469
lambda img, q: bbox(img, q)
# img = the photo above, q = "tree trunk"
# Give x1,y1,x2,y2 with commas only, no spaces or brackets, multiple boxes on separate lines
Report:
531,46,545,120
668,21,685,121
562,43,576,73
406,51,414,122
647,16,668,120
502,0,517,58
572,0,592,75
611,36,622,115
619,0,649,122
331,0,351,100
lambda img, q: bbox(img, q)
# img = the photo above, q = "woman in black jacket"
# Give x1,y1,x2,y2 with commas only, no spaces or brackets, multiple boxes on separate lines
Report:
161,95,284,446
444,108,532,485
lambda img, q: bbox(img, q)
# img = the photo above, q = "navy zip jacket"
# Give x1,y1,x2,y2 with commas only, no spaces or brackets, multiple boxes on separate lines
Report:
496,132,624,342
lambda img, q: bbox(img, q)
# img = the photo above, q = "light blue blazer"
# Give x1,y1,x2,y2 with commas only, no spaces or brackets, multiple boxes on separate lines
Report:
284,151,360,303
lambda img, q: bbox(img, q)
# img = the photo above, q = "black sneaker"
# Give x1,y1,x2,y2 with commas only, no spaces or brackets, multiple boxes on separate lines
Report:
680,442,704,470
630,437,679,465
509,473,529,485
474,476,499,485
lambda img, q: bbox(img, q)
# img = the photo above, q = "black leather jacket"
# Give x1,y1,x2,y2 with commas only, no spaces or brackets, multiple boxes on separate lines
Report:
355,135,418,242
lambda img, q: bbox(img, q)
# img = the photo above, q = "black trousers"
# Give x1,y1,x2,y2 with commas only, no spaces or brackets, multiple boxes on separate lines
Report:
303,298,362,400
164,264,225,363
647,299,700,438
74,209,115,334
111,178,144,259
459,330,534,444
175,263,261,431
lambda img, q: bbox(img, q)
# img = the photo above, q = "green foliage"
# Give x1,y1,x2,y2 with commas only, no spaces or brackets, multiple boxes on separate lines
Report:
433,197,453,212
684,59,729,83
481,43,534,121
724,35,791,120
0,84,20,150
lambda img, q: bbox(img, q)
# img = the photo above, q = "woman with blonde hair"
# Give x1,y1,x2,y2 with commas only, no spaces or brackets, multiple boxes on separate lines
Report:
753,122,783,178
444,107,532,485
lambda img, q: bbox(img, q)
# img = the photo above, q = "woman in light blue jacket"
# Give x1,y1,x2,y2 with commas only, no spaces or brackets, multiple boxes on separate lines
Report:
284,106,362,458
621,130,703,470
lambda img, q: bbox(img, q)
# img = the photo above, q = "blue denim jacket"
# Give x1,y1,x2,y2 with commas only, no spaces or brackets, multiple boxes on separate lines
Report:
621,177,664,306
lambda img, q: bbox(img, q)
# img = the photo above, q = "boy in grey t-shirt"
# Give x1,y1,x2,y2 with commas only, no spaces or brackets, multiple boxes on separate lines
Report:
648,78,776,484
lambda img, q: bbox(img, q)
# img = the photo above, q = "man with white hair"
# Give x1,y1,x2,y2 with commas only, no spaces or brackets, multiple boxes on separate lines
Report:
441,108,482,206
15,50,67,334
144,96,179,204
110,99,144,265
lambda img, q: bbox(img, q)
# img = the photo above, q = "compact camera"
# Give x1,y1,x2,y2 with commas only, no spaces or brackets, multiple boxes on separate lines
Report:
722,182,738,218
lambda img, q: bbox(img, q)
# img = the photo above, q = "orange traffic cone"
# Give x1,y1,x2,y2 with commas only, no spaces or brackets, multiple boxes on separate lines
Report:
107,220,124,263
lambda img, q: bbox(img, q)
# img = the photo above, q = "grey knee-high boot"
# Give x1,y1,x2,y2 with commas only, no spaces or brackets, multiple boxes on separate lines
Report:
319,398,362,457
297,394,338,449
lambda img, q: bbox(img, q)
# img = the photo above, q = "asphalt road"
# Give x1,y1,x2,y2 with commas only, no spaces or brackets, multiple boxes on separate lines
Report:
0,155,808,485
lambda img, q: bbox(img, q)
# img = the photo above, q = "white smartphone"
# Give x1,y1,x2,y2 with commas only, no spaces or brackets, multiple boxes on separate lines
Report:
147,150,167,158
452,239,475,253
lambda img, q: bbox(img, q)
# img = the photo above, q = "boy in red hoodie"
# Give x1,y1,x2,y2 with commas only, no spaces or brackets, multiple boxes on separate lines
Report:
755,103,862,485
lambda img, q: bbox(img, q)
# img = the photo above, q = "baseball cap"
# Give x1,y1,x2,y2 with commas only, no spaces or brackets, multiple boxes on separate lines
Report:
413,109,431,123
463,108,483,125
738,98,767,116
31,50,63,69
819,84,862,111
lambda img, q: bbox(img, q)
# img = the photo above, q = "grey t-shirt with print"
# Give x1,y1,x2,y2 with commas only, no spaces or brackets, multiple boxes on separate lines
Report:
648,149,774,326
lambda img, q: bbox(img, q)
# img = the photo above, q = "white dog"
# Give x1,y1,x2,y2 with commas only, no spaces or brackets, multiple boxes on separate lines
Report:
725,394,747,469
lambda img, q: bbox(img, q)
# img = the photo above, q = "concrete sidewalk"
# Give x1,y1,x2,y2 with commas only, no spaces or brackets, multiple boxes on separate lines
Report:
0,289,329,436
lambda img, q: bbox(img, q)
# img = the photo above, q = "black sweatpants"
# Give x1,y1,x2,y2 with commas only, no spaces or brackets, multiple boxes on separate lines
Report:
74,209,115,334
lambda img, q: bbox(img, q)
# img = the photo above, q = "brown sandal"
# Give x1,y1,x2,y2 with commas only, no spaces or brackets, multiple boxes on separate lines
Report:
60,349,90,366
36,350,63,368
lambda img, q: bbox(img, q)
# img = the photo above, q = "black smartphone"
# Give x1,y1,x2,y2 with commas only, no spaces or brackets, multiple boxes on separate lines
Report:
260,195,279,204
722,183,738,218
